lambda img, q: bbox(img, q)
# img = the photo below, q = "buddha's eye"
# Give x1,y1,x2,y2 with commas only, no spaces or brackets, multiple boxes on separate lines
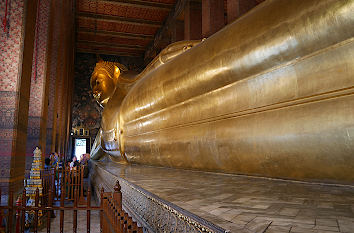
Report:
96,80,100,85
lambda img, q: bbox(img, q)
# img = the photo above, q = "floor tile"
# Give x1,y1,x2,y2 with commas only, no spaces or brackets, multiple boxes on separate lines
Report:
93,162,354,232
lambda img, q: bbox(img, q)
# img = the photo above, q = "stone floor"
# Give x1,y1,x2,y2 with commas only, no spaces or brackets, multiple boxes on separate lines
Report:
38,199,101,233
38,210,101,233
96,162,354,233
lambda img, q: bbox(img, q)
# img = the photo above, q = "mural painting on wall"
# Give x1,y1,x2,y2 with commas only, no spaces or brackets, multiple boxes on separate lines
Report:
73,53,144,139
73,53,101,138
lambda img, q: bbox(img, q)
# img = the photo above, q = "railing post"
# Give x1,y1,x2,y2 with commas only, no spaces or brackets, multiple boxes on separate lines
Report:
7,190,14,233
131,222,138,232
123,212,128,233
113,180,123,233
120,208,125,233
15,193,21,233
87,189,91,233
113,206,118,233
70,168,74,201
107,197,112,232
0,188,2,224
47,189,52,233
100,187,104,233
52,169,56,199
113,181,122,210
127,216,133,233
73,187,78,233
115,206,122,233
33,188,39,233
60,180,64,233
0,189,5,233
57,168,61,200
20,191,26,233
79,166,85,204
64,168,68,200
56,168,60,200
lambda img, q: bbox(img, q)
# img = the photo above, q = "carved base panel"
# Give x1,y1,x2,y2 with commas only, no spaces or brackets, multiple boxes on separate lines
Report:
90,160,226,233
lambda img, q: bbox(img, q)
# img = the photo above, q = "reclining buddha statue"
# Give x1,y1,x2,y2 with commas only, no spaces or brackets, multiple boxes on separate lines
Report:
91,0,354,184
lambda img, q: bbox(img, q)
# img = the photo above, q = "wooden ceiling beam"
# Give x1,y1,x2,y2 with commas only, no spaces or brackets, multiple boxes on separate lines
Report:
78,12,162,27
145,0,188,62
77,40,146,50
102,0,173,10
76,48,143,57
77,28,153,40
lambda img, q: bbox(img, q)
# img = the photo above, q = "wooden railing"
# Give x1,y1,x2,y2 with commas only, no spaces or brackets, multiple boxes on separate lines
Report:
41,167,86,203
100,181,143,233
0,168,142,233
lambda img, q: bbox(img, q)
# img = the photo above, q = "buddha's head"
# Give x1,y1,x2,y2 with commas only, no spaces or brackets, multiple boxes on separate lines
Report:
90,60,127,107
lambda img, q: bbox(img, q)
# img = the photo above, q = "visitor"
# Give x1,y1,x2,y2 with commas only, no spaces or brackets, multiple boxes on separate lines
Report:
50,152,59,168
70,156,79,170
81,154,90,178
80,153,89,165
65,160,71,170
44,158,51,170
58,158,64,169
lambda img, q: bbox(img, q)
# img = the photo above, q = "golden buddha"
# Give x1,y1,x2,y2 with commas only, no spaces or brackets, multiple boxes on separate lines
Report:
91,0,354,184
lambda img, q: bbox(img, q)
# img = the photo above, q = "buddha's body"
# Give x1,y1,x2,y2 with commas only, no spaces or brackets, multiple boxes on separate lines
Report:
91,0,354,184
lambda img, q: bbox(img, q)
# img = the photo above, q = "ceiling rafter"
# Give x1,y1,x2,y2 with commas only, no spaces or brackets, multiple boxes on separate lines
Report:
76,43,144,54
76,48,143,57
145,0,187,61
77,28,153,40
101,0,173,10
77,40,146,50
78,12,162,27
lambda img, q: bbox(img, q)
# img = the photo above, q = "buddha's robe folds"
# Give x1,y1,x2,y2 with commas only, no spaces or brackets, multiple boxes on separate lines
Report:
103,0,354,183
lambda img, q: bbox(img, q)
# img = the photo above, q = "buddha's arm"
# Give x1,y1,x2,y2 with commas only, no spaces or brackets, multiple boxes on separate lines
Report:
90,128,105,160
99,84,127,155
101,85,126,131
134,40,201,82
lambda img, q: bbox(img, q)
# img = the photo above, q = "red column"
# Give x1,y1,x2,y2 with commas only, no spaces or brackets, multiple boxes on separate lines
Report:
202,0,225,38
226,0,263,24
0,0,38,193
51,0,66,155
45,0,61,156
171,20,184,42
52,0,75,158
26,0,51,173
184,1,202,40
239,0,258,16
227,0,240,24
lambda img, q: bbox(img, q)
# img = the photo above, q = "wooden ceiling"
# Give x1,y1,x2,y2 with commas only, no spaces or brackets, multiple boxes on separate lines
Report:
75,0,265,59
76,0,177,57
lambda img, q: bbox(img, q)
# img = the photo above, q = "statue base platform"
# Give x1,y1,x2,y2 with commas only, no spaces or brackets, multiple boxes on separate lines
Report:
90,160,354,233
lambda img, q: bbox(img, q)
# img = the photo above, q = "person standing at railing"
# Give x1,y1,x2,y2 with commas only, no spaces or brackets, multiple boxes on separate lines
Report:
44,158,51,170
49,152,58,169
80,154,90,178
70,156,79,170
65,160,71,170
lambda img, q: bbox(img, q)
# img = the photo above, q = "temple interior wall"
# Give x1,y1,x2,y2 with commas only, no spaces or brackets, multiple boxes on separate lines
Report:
0,0,75,193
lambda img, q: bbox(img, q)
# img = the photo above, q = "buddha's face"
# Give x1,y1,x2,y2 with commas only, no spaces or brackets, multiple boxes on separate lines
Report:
91,71,116,107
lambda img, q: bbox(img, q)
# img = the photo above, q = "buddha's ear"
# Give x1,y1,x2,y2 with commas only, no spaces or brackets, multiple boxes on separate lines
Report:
113,65,120,84
96,54,103,62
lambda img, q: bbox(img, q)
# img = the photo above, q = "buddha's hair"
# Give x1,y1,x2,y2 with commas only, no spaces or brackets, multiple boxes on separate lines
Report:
92,60,128,79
